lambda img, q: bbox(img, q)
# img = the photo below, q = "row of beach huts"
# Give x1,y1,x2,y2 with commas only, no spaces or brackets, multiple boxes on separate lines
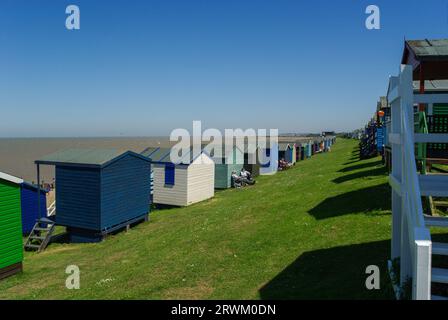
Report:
0,135,336,280
357,38,448,300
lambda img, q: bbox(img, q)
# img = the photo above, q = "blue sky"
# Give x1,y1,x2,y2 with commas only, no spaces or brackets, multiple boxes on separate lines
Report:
1,0,448,137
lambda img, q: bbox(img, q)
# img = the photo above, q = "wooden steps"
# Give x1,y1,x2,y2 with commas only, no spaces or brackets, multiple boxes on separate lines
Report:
24,218,55,252
424,215,448,228
432,268,448,284
432,242,448,255
419,174,448,197
432,295,448,300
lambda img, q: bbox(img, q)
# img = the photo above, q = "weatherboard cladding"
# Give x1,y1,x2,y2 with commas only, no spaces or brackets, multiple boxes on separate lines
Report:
0,179,23,272
55,166,101,230
259,142,278,175
20,184,47,234
243,151,260,177
54,152,151,232
278,143,296,164
212,146,244,189
100,154,151,229
151,153,214,206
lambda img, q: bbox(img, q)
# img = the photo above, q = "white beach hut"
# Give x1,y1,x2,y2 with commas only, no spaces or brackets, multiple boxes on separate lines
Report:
141,147,215,206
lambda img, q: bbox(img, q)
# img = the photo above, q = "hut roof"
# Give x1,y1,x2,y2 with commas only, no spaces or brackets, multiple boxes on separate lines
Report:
35,148,150,168
403,39,448,62
402,39,448,80
201,144,244,159
278,142,293,151
140,146,208,165
413,80,448,92
0,171,23,184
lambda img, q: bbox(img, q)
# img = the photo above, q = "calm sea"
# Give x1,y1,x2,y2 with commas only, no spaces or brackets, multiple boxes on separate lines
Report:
0,137,171,183
0,135,317,183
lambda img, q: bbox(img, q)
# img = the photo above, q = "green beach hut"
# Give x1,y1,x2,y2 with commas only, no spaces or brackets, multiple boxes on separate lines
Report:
207,145,244,189
0,171,24,280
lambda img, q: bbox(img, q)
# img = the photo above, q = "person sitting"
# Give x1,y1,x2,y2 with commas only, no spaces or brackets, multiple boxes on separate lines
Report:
278,158,289,170
240,168,252,181
231,171,243,188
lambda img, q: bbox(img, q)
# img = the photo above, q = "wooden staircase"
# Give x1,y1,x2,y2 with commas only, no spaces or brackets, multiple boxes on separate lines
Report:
24,217,55,252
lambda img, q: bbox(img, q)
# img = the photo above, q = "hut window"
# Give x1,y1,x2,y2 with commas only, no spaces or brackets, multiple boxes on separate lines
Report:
261,148,271,168
165,164,175,186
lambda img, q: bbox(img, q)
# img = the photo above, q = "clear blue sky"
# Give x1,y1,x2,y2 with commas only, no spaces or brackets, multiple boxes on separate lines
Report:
1,0,448,137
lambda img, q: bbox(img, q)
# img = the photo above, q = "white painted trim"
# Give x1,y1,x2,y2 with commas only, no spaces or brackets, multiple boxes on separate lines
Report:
414,133,448,144
0,171,23,185
389,174,401,195
388,87,400,104
413,227,432,300
414,93,448,104
389,133,401,145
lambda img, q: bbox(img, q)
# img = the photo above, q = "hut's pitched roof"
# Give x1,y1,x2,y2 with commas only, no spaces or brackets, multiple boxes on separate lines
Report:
140,146,208,165
278,142,293,151
35,148,150,168
403,39,448,61
0,171,23,185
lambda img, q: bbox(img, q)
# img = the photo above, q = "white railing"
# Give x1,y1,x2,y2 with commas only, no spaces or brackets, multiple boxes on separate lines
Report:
47,201,56,217
388,65,431,300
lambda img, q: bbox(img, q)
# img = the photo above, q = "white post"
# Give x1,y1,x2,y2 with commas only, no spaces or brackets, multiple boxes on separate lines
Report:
400,196,412,287
390,75,402,260
391,191,402,259
413,227,431,300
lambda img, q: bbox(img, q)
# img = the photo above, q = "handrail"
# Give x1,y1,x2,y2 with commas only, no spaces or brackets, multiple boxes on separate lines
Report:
417,111,428,174
388,65,432,300
402,105,426,228
47,201,56,217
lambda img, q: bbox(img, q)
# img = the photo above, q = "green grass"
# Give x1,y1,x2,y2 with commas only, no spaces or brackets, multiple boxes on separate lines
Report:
0,139,395,299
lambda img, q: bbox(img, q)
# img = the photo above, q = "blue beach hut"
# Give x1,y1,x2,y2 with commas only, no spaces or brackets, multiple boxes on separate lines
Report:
20,182,48,234
259,141,278,175
35,149,151,243
0,171,48,235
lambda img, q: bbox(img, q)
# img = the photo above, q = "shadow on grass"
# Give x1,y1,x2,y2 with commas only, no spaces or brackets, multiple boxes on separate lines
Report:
308,184,390,220
343,160,361,165
339,160,383,173
332,167,387,184
259,240,394,300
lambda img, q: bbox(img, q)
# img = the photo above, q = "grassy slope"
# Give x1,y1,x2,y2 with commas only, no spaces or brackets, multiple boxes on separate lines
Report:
0,139,395,299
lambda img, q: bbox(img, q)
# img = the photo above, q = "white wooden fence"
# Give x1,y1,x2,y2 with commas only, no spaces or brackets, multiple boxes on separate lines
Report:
388,64,432,300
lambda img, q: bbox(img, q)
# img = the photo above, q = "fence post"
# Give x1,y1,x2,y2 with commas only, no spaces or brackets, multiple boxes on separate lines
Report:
389,75,402,260
413,227,431,300
399,65,416,289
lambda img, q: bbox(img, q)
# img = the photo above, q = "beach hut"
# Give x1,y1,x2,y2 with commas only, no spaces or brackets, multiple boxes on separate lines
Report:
35,149,151,243
20,182,48,234
306,141,312,158
259,141,279,175
278,143,296,164
141,147,214,206
208,145,244,189
299,143,305,160
243,145,261,177
0,172,24,280
0,172,48,234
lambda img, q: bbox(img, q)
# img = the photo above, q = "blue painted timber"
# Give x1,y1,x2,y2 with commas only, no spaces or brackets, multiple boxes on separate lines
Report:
377,127,384,152
307,142,312,158
100,154,151,230
20,183,47,234
38,150,152,243
259,142,278,175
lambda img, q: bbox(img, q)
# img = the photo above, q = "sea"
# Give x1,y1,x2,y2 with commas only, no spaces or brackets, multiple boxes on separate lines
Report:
0,137,172,183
